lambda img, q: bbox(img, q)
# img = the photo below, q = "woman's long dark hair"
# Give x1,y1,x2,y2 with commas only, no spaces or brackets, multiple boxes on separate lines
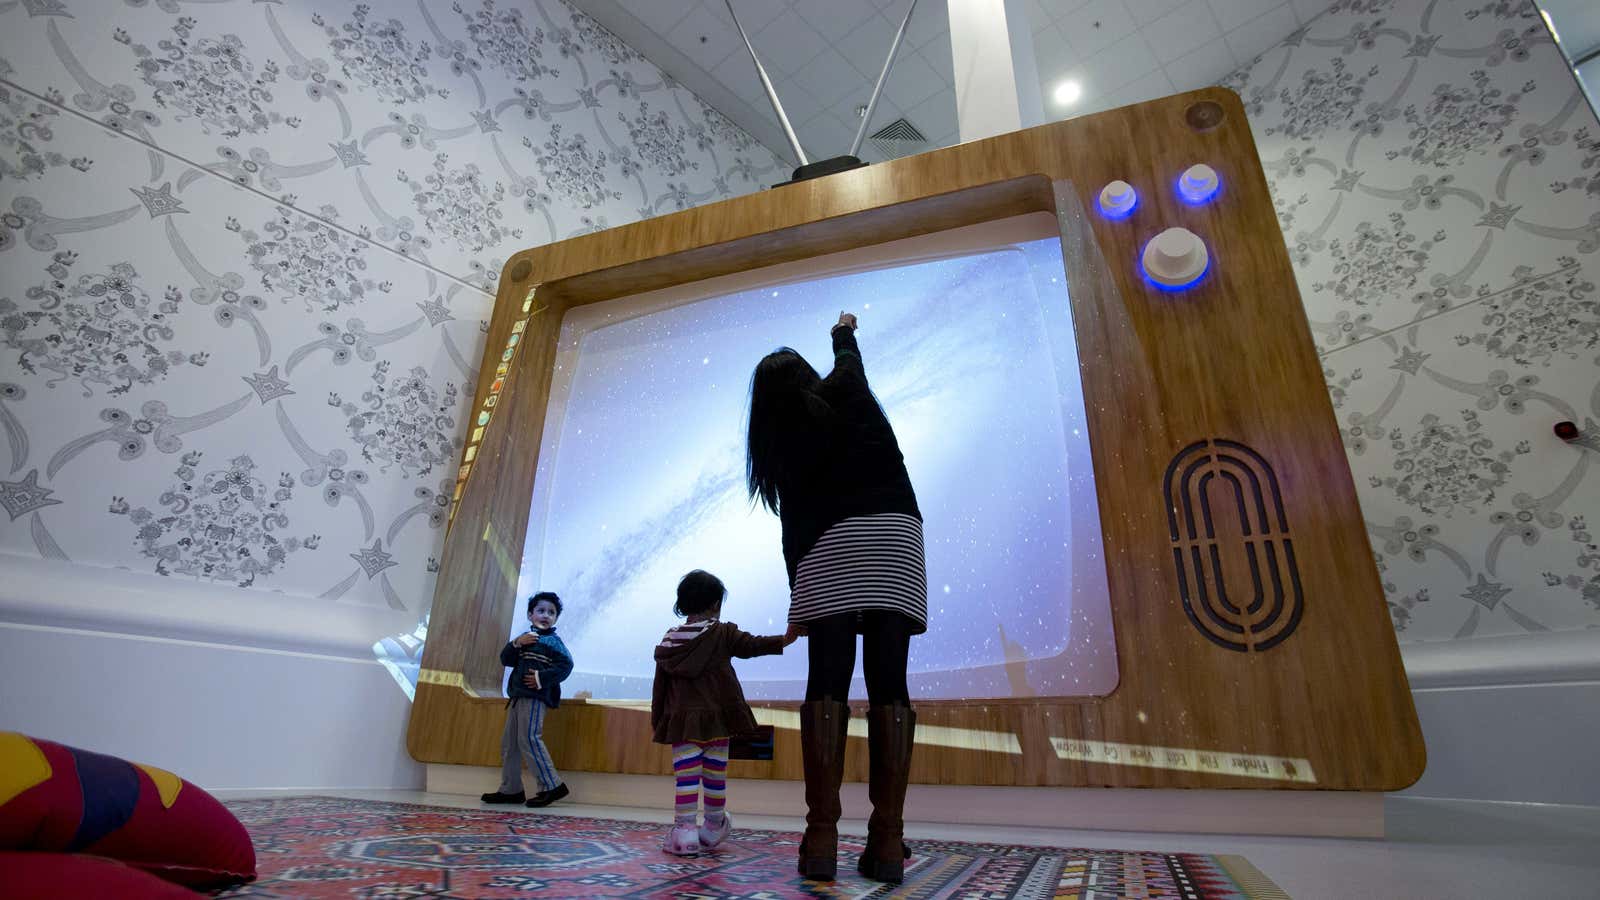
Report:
746,348,830,514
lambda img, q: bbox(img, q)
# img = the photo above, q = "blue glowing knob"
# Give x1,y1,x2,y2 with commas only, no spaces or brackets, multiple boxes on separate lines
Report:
1098,180,1138,218
1142,227,1209,288
1178,164,1220,204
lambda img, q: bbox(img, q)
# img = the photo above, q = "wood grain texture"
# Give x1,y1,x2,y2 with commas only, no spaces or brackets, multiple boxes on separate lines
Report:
408,87,1427,791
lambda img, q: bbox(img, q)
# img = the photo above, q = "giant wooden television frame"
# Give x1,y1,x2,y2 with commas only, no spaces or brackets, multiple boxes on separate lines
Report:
408,88,1426,792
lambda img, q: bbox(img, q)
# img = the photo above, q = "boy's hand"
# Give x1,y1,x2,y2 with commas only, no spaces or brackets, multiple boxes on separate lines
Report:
783,623,806,645
514,632,538,647
523,670,541,689
835,311,857,332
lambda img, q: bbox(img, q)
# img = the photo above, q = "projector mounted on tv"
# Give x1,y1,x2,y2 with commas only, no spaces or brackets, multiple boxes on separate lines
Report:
724,0,922,185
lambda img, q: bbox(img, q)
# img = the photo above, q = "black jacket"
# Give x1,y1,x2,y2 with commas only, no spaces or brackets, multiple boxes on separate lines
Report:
500,627,574,707
776,326,920,586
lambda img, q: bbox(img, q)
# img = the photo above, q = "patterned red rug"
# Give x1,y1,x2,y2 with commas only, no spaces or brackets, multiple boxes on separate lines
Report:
219,797,1289,899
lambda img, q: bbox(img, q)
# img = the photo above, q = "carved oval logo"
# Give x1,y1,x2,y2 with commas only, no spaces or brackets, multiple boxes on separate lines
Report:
1163,439,1303,652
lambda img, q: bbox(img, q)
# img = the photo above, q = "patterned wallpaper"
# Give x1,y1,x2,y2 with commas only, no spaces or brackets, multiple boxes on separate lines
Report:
2,0,1595,662
1224,0,1600,642
0,1,783,629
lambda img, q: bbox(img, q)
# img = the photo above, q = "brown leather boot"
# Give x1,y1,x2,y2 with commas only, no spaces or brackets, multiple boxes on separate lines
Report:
857,703,915,884
796,698,849,881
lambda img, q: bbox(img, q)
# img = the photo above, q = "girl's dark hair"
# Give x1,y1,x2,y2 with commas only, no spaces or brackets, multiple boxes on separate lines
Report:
674,570,726,618
527,591,562,618
746,348,830,514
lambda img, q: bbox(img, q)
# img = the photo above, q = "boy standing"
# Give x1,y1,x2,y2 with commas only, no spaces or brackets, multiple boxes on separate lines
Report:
482,592,574,808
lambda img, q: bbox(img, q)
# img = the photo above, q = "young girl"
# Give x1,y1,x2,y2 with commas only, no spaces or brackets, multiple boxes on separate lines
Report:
651,570,801,856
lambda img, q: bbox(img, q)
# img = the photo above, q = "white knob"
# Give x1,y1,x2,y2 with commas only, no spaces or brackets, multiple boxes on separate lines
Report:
1179,164,1220,203
1098,180,1138,217
1142,227,1209,287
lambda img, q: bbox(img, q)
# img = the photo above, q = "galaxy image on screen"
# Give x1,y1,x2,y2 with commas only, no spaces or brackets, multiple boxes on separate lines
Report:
512,220,1117,702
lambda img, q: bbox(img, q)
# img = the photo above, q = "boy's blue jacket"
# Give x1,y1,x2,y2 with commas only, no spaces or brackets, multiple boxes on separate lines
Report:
501,627,574,707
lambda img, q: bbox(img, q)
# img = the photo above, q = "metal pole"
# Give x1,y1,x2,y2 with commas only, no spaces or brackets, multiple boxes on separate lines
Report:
850,0,920,158
724,0,808,166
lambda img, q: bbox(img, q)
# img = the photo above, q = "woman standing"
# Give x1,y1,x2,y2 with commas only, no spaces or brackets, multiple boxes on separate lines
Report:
746,311,926,884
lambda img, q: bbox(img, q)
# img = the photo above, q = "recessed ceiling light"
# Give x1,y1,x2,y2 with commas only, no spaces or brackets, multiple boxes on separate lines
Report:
1053,80,1083,106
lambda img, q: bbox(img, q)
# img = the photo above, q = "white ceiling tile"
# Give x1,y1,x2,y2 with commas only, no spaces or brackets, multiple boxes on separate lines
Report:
1290,0,1332,24
1161,36,1237,91
881,44,944,111
1116,68,1177,106
800,112,857,159
1142,0,1223,62
711,50,766,102
1061,0,1138,57
919,31,954,85
899,0,949,49
1032,23,1079,82
626,0,697,37
1224,2,1300,62
1029,0,1055,31
796,0,879,43
1206,0,1274,32
835,13,900,80
828,84,877,126
771,75,825,124
1127,0,1187,26
906,90,958,141
753,9,829,74
1084,32,1159,93
665,4,743,72
791,49,866,109
714,0,789,33
1039,0,1093,20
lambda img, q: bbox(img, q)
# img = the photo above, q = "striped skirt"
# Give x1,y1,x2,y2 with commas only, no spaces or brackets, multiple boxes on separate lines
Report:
789,513,928,634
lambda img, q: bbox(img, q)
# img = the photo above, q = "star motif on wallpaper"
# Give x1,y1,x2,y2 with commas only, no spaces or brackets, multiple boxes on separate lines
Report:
22,0,71,17
351,539,399,578
242,366,294,404
1461,574,1511,611
0,469,61,521
471,109,500,134
329,140,369,169
1332,169,1363,192
1389,346,1431,375
417,296,455,326
130,183,187,218
1477,202,1521,230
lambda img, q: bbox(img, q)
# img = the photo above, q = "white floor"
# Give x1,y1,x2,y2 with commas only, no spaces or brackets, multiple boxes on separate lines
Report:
229,789,1600,899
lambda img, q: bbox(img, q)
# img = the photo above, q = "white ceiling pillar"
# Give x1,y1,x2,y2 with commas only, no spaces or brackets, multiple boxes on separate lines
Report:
947,0,1044,143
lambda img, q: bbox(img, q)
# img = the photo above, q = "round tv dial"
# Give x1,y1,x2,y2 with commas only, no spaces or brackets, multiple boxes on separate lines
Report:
1142,227,1209,288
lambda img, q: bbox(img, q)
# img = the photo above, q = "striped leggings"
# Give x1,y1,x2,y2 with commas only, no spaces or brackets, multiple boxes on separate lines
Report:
672,738,729,825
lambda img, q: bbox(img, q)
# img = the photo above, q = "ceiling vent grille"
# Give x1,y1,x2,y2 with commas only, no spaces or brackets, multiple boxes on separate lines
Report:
868,117,928,157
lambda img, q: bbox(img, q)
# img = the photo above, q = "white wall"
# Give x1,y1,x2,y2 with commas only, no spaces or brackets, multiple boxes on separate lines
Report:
0,556,420,791
1400,629,1600,807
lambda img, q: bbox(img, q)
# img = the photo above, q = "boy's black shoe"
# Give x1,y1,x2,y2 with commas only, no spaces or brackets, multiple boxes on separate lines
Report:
481,790,526,804
526,783,569,807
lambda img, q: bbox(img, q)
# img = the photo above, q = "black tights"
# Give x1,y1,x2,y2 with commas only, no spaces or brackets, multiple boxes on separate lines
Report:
804,611,914,706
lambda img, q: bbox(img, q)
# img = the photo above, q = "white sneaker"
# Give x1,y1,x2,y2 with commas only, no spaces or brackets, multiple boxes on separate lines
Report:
663,822,701,856
698,812,731,849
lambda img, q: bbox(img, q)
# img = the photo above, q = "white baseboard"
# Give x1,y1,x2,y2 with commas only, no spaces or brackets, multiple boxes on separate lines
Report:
426,763,1384,838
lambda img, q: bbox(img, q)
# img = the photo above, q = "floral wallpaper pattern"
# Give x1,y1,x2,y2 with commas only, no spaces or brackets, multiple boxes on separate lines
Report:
2,0,1593,657
0,0,782,626
1224,0,1600,641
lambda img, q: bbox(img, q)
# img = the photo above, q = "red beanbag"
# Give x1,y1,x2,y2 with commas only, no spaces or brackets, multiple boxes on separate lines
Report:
0,733,255,889
0,852,203,898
